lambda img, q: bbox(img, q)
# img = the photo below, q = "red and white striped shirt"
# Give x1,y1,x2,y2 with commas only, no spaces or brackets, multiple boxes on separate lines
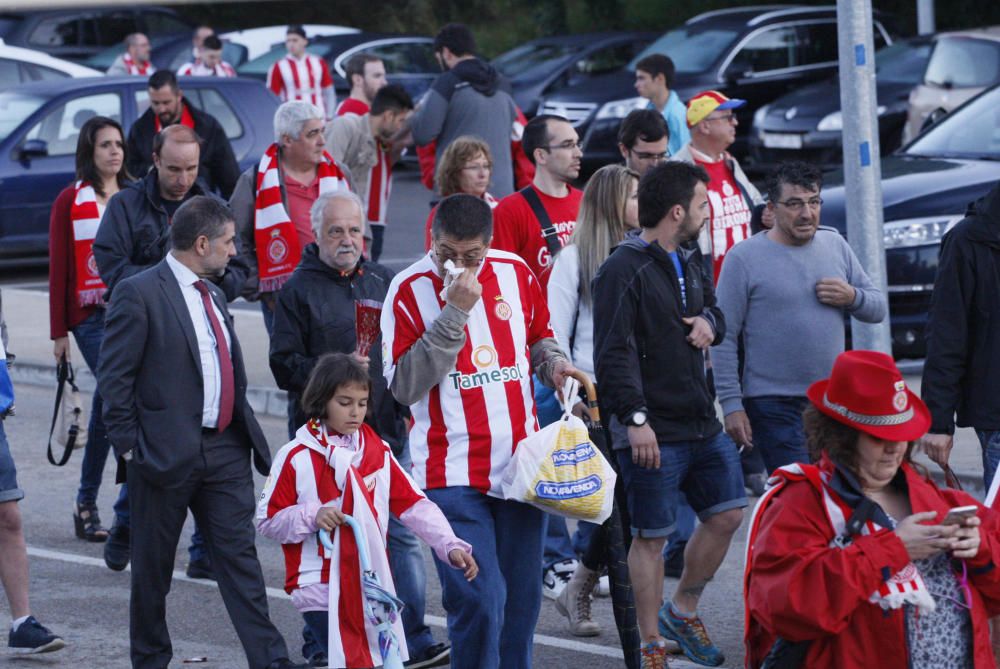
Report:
177,60,236,77
382,249,555,496
267,54,334,117
366,141,391,227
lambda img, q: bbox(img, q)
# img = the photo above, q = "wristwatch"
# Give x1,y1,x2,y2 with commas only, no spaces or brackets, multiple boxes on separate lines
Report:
625,409,648,427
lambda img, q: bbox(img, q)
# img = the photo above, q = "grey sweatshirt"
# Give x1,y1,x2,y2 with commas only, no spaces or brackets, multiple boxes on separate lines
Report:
714,228,887,415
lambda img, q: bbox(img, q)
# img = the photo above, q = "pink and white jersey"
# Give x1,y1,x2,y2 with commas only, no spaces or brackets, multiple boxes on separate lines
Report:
382,249,555,496
366,141,391,227
177,60,236,77
267,54,334,116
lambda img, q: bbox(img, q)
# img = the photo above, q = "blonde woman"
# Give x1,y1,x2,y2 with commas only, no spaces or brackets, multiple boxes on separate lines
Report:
423,136,498,249
546,164,639,636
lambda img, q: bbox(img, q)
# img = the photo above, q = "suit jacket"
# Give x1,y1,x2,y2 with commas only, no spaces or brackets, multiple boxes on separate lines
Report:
99,259,270,486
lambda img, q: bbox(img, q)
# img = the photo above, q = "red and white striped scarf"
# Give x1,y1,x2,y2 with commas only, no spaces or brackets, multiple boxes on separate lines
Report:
70,181,107,307
253,143,348,292
177,60,236,77
306,421,409,667
122,53,155,76
366,140,391,227
745,463,935,615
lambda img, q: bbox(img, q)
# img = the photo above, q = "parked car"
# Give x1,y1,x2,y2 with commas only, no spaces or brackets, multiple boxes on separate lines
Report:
902,28,1000,144
749,35,933,172
238,32,438,104
0,39,101,89
0,76,278,263
220,24,359,61
0,7,191,63
539,5,898,173
492,31,656,117
84,33,249,73
820,83,1000,359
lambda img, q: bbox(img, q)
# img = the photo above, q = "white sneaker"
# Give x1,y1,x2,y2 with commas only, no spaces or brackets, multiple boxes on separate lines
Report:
594,574,610,597
542,558,577,600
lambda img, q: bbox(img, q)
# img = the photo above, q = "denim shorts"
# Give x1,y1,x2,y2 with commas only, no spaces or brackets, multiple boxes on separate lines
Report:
0,421,24,503
616,430,746,538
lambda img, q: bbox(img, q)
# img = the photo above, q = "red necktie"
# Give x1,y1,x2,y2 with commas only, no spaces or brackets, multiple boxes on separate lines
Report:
193,280,234,432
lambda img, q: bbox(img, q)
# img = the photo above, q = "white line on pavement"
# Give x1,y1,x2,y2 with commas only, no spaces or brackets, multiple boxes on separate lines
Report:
27,544,687,662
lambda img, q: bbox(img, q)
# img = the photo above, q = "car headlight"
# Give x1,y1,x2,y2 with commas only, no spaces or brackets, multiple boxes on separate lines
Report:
817,106,887,132
595,96,647,120
753,105,770,134
882,216,962,249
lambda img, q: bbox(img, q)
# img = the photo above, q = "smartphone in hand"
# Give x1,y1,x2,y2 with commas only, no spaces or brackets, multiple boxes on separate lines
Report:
941,505,978,526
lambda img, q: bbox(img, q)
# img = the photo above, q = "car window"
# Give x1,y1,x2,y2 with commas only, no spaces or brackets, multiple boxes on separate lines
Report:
141,12,190,36
905,87,1000,158
29,16,80,47
631,26,741,74
577,43,638,75
924,37,1000,88
96,11,139,47
0,92,49,144
347,42,437,76
798,23,838,66
876,40,933,85
0,59,21,88
134,88,244,140
493,43,577,80
20,62,72,82
24,92,122,156
728,26,800,75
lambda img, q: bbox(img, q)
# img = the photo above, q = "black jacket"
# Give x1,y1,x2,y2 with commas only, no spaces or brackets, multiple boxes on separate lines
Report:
92,170,247,301
126,100,240,199
269,244,407,453
593,237,725,442
922,182,1000,434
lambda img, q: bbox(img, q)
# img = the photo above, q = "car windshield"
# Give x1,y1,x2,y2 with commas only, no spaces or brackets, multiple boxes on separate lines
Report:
493,43,578,80
0,92,49,143
630,26,741,74
238,42,328,77
904,85,1000,159
924,36,1000,88
876,39,933,85
83,34,180,70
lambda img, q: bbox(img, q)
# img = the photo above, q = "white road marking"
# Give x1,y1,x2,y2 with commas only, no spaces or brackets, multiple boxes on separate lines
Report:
26,545,714,662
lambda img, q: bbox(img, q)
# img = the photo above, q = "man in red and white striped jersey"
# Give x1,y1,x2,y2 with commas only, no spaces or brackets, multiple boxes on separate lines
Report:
327,84,413,261
177,34,236,77
267,25,336,120
335,53,386,117
382,194,575,669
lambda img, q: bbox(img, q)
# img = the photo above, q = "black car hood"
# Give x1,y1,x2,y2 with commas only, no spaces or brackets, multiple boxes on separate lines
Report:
763,79,915,131
820,155,1000,233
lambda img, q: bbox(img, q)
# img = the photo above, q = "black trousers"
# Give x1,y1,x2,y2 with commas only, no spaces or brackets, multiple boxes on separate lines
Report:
128,427,287,669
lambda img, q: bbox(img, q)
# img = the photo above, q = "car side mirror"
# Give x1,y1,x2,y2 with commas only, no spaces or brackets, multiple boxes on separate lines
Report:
19,139,48,160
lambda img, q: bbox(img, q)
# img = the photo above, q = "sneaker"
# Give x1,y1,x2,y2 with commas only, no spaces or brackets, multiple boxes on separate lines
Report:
542,558,577,600
8,617,64,654
658,604,724,667
306,651,328,668
595,573,610,597
640,639,669,669
185,555,215,581
104,523,130,571
404,641,450,668
745,472,767,497
554,564,601,636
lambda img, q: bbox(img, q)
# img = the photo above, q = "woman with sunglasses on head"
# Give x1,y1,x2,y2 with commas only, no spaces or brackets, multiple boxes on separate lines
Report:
423,136,498,250
48,116,132,542
745,350,1000,668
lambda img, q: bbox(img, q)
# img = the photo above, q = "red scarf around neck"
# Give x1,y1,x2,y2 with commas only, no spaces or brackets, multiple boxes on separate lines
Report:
70,181,107,307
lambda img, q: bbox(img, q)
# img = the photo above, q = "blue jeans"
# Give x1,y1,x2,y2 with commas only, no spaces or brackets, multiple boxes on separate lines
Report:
260,300,298,440
70,309,112,505
977,430,1000,491
426,487,544,669
743,396,809,474
301,610,328,661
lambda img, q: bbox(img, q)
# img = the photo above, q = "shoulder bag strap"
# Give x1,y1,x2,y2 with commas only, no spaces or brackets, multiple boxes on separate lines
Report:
519,187,562,258
47,358,76,467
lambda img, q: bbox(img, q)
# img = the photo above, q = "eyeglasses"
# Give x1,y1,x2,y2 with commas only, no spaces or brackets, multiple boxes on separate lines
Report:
775,197,824,212
543,141,583,152
629,148,669,161
461,162,492,172
705,112,737,124
434,245,486,268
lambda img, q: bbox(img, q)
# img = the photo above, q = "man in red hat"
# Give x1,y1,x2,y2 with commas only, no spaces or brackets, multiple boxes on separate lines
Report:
672,90,770,283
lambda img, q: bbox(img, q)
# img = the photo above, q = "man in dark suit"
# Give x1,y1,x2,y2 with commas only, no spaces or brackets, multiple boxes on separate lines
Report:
98,196,301,669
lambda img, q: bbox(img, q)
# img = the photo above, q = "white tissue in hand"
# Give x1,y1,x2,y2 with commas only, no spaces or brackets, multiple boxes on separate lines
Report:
440,259,464,301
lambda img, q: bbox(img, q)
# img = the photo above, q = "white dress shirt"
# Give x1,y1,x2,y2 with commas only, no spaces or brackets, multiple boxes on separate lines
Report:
166,253,232,428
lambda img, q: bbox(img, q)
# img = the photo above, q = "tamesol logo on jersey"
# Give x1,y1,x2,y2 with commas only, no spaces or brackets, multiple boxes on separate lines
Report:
447,344,524,391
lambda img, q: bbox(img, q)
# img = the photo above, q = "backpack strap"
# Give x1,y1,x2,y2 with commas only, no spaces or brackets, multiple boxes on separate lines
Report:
519,186,562,258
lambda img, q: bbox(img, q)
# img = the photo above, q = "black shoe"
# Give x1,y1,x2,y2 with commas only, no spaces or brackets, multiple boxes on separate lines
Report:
104,524,130,572
73,501,108,543
664,548,685,579
306,651,328,668
405,641,450,668
185,555,215,581
265,659,308,669
8,616,65,654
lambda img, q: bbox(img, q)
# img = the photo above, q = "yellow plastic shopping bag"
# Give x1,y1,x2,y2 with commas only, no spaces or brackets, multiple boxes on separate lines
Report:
501,378,616,522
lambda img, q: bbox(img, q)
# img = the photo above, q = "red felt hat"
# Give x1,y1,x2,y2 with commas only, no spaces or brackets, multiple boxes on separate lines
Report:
805,350,930,442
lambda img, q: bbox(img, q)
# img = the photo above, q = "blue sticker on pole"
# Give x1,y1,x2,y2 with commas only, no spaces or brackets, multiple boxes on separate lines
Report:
860,142,871,167
855,44,866,66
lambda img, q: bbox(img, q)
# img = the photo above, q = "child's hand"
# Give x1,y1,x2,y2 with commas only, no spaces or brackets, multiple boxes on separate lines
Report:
449,549,478,581
316,507,347,531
